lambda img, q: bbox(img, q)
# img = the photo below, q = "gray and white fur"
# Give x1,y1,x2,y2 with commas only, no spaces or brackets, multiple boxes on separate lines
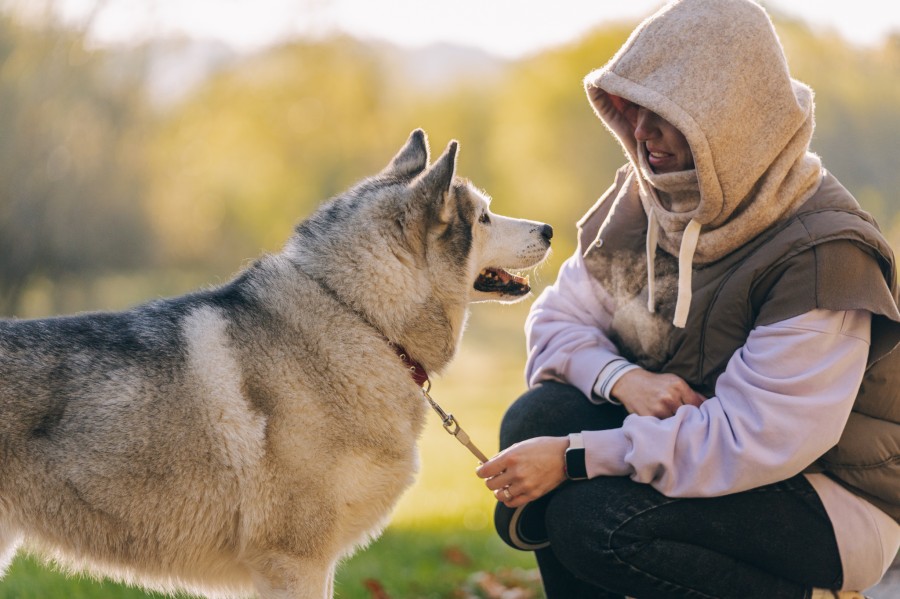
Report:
0,130,552,598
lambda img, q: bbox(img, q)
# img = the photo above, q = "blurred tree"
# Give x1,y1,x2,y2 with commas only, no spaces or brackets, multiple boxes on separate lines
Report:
777,18,900,227
139,17,900,294
146,38,419,270
0,10,152,314
2,6,899,317
485,26,634,264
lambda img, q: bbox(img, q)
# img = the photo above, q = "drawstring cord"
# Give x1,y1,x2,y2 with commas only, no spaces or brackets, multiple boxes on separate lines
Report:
673,219,701,328
643,187,701,328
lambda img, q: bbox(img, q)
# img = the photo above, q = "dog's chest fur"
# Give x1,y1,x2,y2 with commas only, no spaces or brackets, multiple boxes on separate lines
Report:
230,280,429,549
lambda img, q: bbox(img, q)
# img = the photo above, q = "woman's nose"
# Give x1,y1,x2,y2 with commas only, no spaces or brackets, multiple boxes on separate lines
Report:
634,109,658,142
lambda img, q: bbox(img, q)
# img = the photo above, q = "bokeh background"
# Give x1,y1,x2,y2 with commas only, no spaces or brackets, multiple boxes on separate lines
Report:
1,1,899,597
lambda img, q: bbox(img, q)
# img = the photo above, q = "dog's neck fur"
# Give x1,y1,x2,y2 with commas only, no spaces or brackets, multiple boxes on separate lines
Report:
271,246,465,377
270,129,471,376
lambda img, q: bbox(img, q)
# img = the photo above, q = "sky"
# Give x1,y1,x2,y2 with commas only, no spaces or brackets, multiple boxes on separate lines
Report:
19,0,900,58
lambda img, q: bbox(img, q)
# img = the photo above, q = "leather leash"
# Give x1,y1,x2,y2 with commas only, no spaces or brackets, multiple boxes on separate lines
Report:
394,345,490,464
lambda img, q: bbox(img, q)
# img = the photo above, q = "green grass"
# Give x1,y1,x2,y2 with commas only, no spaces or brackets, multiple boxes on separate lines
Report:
336,526,539,598
0,556,175,599
0,307,545,598
2,528,540,599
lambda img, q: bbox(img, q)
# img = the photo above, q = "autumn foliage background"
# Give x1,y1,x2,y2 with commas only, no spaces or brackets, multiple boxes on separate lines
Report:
1,2,899,597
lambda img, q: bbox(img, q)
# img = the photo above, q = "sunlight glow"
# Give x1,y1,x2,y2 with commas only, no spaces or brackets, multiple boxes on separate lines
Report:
32,0,900,57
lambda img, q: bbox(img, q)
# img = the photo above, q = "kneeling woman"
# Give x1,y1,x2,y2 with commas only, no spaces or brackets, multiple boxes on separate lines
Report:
477,1,900,597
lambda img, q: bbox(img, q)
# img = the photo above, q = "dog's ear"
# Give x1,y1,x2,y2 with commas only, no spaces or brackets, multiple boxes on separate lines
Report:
413,140,458,224
383,129,429,179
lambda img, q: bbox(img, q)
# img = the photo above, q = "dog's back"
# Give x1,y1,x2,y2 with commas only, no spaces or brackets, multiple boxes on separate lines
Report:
0,282,260,592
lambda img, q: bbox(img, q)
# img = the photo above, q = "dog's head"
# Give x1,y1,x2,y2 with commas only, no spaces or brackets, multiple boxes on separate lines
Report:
380,129,552,304
286,129,551,370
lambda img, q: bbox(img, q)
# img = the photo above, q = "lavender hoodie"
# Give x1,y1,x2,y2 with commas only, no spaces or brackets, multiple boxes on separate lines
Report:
525,249,899,589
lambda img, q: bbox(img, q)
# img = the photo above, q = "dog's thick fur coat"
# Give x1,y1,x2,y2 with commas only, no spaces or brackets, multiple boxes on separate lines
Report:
0,131,552,598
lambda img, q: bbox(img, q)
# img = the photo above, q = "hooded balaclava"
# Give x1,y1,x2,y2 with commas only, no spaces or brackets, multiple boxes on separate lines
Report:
584,0,823,327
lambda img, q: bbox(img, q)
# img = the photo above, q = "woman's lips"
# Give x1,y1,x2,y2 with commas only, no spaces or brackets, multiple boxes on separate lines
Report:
647,148,674,170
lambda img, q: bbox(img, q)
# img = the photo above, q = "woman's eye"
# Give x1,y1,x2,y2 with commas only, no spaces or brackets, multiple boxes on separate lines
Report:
479,213,491,224
623,105,639,127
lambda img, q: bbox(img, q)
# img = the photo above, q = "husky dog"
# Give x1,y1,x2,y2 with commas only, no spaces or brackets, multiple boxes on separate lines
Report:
0,130,552,598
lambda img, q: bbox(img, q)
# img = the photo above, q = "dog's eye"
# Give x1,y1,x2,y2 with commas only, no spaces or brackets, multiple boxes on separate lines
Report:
479,213,491,225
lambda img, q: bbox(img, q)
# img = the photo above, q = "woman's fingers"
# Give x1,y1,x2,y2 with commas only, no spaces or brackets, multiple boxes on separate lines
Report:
476,437,569,506
612,369,707,417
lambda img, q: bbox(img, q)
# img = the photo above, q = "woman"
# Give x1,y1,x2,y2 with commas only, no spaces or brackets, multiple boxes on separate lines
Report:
476,0,900,597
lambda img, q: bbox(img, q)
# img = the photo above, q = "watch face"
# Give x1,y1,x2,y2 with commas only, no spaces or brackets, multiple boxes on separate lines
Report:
565,447,588,480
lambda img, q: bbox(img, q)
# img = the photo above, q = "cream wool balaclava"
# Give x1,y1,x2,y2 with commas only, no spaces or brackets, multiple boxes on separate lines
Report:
584,0,824,327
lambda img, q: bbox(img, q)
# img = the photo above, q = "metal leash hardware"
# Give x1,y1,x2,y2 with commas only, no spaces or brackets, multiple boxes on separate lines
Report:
421,380,489,464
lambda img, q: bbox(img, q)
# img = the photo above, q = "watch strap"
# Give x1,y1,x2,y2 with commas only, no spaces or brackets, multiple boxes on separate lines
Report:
565,432,588,481
568,432,584,450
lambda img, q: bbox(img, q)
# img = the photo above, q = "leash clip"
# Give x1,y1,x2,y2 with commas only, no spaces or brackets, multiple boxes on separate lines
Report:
421,381,489,464
422,381,459,434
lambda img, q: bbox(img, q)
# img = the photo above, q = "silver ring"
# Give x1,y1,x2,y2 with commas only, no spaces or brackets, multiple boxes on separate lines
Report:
502,487,512,500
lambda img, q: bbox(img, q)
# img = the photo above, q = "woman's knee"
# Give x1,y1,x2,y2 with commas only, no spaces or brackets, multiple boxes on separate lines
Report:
499,382,589,448
500,382,627,449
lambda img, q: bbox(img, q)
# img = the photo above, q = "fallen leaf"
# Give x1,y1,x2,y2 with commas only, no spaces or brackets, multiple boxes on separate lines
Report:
459,568,543,599
443,545,473,567
362,578,391,599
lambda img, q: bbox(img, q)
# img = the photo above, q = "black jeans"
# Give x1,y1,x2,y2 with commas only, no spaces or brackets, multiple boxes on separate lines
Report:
499,381,843,599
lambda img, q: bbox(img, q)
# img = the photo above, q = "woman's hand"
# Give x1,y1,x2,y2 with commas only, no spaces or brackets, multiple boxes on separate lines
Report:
611,368,706,418
475,436,569,508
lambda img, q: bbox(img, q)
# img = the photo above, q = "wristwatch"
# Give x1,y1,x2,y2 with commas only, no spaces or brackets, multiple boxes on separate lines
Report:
564,432,588,481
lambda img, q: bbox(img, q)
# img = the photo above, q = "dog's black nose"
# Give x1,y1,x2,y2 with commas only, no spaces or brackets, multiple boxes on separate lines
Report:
540,224,553,242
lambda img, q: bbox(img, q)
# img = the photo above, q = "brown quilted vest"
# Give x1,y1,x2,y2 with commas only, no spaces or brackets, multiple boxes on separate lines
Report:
578,166,900,521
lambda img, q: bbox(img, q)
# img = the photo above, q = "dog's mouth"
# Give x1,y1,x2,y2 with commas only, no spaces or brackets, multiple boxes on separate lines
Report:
474,267,531,297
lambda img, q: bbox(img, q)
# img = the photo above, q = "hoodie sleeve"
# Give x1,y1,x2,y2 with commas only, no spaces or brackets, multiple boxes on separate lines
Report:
525,250,637,401
582,308,871,496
